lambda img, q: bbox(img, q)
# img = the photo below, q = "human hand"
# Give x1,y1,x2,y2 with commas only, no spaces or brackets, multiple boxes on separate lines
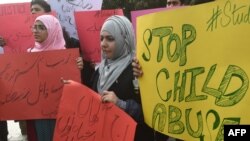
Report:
60,77,71,84
0,36,6,46
101,91,118,104
76,57,84,70
132,57,143,78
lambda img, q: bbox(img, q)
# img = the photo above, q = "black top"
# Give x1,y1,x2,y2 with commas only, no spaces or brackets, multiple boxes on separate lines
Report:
91,64,154,141
91,64,143,122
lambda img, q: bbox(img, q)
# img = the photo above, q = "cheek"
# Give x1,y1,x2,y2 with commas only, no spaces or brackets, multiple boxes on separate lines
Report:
36,10,45,14
109,43,116,57
102,42,116,59
42,32,48,41
37,32,48,43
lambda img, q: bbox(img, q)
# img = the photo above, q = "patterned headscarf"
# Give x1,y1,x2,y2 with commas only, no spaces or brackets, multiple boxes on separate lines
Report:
97,15,135,93
28,15,65,52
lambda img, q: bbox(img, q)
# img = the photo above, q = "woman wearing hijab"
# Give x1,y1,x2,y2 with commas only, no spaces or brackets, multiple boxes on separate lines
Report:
28,14,65,141
29,15,66,52
91,15,154,141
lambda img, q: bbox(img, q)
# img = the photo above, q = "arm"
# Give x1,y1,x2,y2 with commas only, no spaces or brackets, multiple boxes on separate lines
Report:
101,90,143,122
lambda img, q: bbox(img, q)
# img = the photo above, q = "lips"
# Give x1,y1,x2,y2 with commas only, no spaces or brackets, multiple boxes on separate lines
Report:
103,50,111,55
33,35,40,39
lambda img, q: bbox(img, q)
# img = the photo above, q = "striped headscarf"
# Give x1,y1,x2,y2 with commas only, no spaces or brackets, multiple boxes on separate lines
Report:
97,15,135,93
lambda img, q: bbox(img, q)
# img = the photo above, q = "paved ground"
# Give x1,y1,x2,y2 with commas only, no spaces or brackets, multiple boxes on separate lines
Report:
7,120,25,141
7,120,176,141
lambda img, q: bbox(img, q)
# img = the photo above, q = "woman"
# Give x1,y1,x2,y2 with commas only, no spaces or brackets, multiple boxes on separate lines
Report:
29,15,65,52
30,0,93,86
29,14,66,141
0,0,51,47
91,15,154,141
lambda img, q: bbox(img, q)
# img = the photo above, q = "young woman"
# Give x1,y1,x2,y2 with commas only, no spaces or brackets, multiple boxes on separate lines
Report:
30,0,93,87
28,13,83,141
29,14,69,141
91,15,154,141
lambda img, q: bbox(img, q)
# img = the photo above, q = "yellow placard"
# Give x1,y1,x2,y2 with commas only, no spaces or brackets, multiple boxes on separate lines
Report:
137,0,250,140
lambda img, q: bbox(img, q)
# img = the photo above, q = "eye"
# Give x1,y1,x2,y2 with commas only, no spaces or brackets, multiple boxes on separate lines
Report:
37,25,47,31
31,8,40,12
31,24,47,32
106,36,114,41
100,36,104,41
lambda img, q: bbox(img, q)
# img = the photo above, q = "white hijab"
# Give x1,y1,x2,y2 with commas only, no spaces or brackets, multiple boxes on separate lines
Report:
97,15,135,93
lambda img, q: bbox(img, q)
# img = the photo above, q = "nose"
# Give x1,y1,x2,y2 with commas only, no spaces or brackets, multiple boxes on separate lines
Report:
31,28,36,33
31,27,37,33
31,10,35,14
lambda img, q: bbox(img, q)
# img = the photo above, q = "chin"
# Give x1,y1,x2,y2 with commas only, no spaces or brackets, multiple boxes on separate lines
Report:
106,55,113,59
35,39,42,43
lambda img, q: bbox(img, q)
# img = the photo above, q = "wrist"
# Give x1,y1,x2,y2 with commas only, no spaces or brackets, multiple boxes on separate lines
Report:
116,99,127,110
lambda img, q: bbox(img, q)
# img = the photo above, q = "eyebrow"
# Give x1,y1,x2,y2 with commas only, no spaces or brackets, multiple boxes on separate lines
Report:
101,34,113,37
33,24,45,26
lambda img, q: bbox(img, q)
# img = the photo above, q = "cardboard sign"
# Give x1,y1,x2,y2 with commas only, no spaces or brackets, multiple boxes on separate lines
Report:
54,81,136,141
0,49,81,120
48,0,103,39
0,2,33,53
137,0,250,140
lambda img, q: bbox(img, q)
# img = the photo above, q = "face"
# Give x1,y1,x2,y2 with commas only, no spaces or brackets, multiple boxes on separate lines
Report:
166,0,182,8
31,4,46,14
31,20,48,43
100,31,116,59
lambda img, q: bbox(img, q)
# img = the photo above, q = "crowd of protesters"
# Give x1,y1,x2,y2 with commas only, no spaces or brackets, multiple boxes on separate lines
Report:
0,0,215,141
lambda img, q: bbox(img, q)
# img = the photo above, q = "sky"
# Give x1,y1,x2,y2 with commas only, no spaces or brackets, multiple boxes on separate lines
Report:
0,0,34,4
